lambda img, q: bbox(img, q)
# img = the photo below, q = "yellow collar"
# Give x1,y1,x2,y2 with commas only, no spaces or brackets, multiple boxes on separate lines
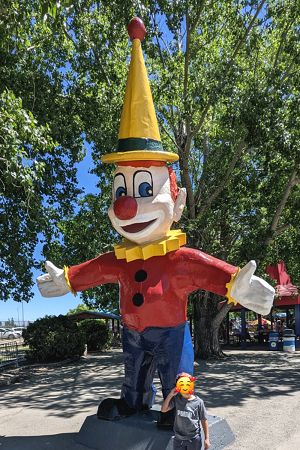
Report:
114,230,186,262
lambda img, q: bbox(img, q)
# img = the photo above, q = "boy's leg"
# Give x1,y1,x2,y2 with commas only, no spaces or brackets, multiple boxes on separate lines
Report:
186,436,202,450
173,437,188,450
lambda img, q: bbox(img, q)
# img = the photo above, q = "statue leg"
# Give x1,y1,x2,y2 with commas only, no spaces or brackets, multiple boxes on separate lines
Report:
121,326,157,409
155,321,194,400
155,322,194,429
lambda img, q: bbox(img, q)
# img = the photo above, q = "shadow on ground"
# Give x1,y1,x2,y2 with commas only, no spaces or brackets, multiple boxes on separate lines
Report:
0,433,88,450
0,351,126,420
1,348,300,423
194,350,300,410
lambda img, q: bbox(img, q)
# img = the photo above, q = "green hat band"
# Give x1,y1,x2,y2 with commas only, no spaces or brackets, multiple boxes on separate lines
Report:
117,137,163,152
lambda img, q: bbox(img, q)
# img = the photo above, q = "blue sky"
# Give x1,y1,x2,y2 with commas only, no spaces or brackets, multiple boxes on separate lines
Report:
0,147,100,325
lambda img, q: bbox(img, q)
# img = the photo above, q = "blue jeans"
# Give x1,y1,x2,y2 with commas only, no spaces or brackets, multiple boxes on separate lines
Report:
121,321,194,408
173,435,202,450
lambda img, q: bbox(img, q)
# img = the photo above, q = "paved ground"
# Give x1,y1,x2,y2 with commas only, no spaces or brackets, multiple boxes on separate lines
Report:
0,346,300,450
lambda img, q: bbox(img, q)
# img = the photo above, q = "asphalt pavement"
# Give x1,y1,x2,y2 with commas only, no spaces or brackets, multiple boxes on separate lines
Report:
1,346,300,450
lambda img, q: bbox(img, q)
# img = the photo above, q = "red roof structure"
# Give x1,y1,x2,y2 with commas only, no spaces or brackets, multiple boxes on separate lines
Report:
266,262,300,307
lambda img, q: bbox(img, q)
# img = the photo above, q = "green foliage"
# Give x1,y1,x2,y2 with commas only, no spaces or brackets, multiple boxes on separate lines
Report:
5,317,15,327
2,0,300,356
0,1,85,302
23,315,86,362
78,318,111,351
66,303,97,315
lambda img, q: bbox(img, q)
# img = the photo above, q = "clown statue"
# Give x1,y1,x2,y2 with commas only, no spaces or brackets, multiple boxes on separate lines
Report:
37,18,275,420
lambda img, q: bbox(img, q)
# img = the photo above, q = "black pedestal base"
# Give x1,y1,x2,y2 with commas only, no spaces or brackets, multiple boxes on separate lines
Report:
76,405,235,450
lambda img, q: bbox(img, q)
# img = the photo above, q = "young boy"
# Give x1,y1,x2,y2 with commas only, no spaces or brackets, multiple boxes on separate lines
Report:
161,372,210,450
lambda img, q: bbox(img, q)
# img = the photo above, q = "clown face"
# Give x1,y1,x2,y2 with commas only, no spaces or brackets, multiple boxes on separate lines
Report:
108,163,186,245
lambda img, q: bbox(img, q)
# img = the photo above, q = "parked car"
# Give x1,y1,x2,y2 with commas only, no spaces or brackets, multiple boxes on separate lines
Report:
13,327,26,334
0,328,21,340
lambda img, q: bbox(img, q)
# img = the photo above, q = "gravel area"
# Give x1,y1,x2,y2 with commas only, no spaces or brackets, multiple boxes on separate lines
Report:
0,347,299,449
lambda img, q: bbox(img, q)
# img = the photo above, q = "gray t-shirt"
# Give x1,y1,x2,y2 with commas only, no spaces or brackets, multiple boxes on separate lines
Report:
169,394,208,440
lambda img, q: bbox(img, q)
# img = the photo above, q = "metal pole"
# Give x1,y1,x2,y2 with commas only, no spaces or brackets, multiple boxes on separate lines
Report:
241,308,246,350
15,343,19,368
226,312,230,345
295,304,300,350
22,301,24,326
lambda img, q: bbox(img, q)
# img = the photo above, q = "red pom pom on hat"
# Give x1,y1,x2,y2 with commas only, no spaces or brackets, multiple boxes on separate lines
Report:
128,17,146,41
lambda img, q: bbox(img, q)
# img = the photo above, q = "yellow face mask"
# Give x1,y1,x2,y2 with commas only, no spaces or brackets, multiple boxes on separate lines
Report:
175,375,196,395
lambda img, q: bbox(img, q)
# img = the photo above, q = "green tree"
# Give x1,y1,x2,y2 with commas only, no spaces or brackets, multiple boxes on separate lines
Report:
0,1,85,302
23,314,86,362
5,317,15,327
49,0,300,357
3,1,300,358
66,303,97,315
78,318,111,351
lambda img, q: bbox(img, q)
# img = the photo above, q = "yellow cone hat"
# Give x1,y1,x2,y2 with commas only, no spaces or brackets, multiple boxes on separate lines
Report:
101,18,178,164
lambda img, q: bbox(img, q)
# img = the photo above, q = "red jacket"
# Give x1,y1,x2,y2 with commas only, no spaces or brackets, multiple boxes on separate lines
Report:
68,247,238,333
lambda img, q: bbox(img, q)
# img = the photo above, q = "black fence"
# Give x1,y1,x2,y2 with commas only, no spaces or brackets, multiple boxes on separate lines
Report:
0,341,28,369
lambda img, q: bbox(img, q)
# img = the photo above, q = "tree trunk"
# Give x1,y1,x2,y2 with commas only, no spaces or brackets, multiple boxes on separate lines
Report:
193,290,229,359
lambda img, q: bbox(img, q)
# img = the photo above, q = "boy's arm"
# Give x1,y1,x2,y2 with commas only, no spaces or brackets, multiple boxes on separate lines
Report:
161,388,177,412
201,419,210,449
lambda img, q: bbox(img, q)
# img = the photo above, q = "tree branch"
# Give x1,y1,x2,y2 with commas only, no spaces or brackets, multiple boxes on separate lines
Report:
151,13,166,69
273,224,292,236
159,34,174,61
62,22,79,52
181,117,196,219
190,101,211,139
91,43,111,87
63,22,111,87
183,5,190,97
198,138,247,216
264,164,300,246
273,19,294,70
280,62,294,84
213,300,232,329
189,0,205,34
160,123,182,153
191,0,265,138
230,0,266,62
195,130,208,205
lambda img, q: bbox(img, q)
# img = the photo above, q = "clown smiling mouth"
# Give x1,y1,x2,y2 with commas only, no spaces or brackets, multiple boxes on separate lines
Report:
121,219,157,233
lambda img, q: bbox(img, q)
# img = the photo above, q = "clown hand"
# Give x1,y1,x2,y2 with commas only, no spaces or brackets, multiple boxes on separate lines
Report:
230,261,275,315
36,261,71,298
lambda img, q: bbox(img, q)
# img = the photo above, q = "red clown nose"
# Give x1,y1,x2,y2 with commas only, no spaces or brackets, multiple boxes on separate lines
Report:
113,196,138,220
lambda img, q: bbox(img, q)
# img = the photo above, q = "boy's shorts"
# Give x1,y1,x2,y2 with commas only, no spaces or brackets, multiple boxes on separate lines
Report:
173,434,202,450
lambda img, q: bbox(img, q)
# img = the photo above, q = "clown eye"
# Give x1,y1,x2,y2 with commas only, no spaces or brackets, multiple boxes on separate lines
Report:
114,173,127,199
139,182,152,197
116,187,126,198
133,171,153,198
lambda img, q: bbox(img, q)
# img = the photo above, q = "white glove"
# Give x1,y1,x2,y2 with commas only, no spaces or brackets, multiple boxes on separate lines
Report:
36,261,71,298
230,260,275,315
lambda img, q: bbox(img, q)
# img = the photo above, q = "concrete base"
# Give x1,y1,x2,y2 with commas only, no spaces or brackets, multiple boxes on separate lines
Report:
76,405,235,450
